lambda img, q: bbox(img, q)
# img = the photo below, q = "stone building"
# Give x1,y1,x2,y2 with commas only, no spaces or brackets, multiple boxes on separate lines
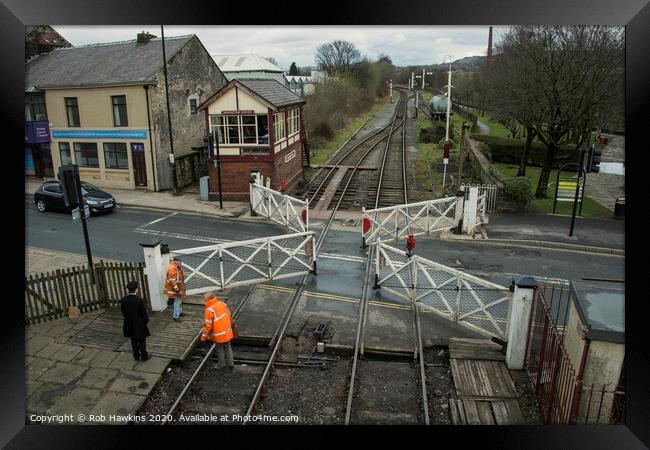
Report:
25,25,72,61
25,32,227,191
198,78,308,201
563,280,624,424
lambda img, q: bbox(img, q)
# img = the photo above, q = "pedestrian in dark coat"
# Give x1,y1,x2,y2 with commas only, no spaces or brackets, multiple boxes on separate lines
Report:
121,280,151,362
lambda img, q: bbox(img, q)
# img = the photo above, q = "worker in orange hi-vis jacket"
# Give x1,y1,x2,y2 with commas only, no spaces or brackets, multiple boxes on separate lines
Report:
200,292,235,370
163,256,186,322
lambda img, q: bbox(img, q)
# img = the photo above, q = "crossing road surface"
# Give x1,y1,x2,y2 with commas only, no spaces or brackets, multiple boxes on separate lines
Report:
25,200,624,296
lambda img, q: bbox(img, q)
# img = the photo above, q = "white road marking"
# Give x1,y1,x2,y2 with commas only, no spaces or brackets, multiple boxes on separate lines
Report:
137,212,177,230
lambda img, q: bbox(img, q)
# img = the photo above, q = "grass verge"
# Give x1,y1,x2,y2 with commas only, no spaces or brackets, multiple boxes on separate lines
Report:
309,100,387,166
495,163,613,219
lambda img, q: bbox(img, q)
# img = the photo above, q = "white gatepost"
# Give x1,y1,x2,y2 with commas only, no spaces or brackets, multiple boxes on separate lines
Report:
454,189,465,230
140,240,168,312
505,277,538,370
462,186,478,234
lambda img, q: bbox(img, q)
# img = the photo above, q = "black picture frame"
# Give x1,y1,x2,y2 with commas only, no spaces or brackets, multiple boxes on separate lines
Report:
6,0,647,447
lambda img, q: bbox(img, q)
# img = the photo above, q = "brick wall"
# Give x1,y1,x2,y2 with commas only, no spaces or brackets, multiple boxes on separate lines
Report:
207,140,304,201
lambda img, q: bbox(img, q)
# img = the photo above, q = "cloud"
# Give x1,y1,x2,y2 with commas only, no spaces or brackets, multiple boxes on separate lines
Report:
52,25,504,69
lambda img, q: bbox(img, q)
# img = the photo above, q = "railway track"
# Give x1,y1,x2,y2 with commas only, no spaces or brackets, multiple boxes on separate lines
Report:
307,90,410,211
156,88,429,426
343,88,431,425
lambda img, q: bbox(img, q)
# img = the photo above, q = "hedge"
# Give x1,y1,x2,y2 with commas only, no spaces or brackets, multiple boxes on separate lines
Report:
503,177,532,207
471,135,580,169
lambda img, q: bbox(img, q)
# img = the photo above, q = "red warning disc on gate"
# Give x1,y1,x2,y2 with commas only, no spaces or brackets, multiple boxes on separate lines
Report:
363,217,371,234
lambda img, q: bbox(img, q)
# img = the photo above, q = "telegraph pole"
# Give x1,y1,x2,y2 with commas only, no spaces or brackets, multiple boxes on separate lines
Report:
421,67,425,89
161,25,178,195
389,79,393,103
442,56,453,191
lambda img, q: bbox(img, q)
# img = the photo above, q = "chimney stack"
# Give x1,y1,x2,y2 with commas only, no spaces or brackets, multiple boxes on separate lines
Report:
137,31,156,44
487,26,493,59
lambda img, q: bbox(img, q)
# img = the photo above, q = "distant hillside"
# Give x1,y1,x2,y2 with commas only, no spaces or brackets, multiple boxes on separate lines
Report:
398,55,485,72
431,55,485,71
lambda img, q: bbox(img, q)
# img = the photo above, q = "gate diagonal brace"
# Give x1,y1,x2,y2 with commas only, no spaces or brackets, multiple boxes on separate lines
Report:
372,241,511,340
160,231,316,295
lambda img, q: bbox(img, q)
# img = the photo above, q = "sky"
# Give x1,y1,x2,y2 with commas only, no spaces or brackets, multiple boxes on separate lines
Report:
51,26,504,70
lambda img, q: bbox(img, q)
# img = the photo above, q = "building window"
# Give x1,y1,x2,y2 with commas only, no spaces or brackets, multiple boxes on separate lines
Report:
241,116,257,143
65,97,80,127
25,94,46,122
111,95,128,127
73,142,99,167
210,114,270,145
257,115,269,144
226,116,240,144
288,108,300,136
189,97,198,115
273,112,285,143
59,142,72,165
103,142,129,169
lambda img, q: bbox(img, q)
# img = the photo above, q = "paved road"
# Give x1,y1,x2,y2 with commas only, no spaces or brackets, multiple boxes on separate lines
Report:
26,200,624,294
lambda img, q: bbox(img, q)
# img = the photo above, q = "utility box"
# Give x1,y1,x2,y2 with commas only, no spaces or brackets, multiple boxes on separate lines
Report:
199,176,210,201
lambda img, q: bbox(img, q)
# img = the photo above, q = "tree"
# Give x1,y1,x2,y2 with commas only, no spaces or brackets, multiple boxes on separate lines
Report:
264,56,279,66
315,40,361,75
289,62,300,76
485,26,623,196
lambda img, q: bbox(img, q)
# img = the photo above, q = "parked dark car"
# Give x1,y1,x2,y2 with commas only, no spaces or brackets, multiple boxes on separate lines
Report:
34,181,116,214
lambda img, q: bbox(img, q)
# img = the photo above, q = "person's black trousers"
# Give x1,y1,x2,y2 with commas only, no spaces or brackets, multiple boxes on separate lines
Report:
130,338,148,360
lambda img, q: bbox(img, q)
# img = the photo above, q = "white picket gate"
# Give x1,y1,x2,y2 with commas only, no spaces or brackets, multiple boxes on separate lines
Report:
374,240,511,339
250,181,309,233
460,183,498,212
362,197,459,246
169,232,316,295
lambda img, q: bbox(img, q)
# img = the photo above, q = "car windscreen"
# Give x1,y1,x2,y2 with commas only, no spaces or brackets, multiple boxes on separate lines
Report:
80,182,99,195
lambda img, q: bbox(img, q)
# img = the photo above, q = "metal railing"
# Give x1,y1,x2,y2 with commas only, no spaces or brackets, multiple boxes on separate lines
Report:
362,197,458,246
460,183,498,212
374,240,511,339
171,231,316,295
250,181,309,233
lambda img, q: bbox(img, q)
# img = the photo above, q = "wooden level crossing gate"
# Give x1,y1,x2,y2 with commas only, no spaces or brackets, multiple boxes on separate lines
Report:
169,232,316,296
374,240,511,340
250,180,309,232
362,197,459,246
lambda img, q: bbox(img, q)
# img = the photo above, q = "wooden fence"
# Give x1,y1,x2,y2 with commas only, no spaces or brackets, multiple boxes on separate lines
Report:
25,260,150,325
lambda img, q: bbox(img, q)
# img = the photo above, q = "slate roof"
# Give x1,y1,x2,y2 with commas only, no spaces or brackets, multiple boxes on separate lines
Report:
25,35,194,90
199,78,304,112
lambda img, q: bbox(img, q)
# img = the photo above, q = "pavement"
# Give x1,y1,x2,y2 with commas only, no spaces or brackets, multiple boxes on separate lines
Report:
26,310,171,424
584,133,625,212
26,246,119,275
25,178,255,220
484,213,624,253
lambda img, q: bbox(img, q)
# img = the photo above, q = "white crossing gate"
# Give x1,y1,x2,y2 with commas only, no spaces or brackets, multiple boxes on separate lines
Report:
362,197,458,246
460,183,498,212
374,240,511,339
250,181,309,233
170,232,315,295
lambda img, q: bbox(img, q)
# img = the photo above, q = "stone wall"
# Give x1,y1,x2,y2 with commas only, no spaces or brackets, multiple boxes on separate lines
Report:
149,36,228,190
462,135,504,189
